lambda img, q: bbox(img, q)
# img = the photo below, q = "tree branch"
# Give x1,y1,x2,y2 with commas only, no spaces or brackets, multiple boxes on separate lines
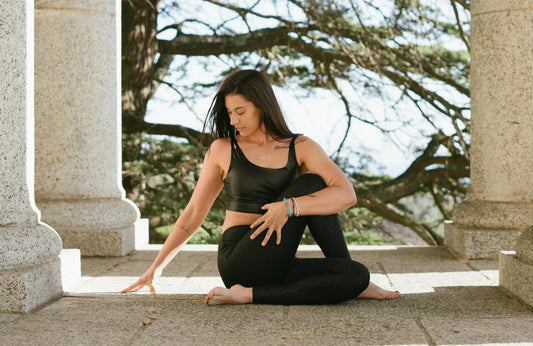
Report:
123,116,203,145
158,26,312,56
356,192,441,245
367,133,469,203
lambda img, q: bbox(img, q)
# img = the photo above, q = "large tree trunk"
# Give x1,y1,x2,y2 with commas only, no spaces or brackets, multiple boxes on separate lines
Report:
122,0,161,125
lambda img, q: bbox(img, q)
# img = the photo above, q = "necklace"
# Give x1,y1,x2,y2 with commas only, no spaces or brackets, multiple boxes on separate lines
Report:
258,144,275,161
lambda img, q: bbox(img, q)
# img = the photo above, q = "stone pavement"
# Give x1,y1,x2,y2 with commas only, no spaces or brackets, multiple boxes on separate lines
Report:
1,245,532,345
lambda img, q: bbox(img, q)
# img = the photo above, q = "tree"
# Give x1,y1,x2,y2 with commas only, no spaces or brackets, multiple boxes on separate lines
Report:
122,0,471,245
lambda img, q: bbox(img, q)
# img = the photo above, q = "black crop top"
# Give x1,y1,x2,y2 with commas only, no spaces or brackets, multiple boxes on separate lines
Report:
224,135,299,214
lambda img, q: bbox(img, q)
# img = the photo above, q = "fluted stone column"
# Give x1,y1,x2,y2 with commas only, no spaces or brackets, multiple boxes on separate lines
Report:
445,0,533,259
34,0,144,256
0,0,63,312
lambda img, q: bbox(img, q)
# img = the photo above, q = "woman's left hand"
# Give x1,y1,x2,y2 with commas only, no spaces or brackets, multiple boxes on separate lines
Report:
249,201,290,246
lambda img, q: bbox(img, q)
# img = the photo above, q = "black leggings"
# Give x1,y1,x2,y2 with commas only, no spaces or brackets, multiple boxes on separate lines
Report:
217,174,370,305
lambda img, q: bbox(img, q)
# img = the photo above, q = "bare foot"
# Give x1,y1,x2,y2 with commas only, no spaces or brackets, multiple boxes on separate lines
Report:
205,284,253,305
357,282,400,300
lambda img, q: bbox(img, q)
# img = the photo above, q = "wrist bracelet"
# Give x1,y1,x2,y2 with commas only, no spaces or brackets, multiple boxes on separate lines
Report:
283,197,293,217
291,197,300,217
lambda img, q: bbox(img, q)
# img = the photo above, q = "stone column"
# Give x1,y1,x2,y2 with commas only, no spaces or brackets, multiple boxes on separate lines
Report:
0,0,63,312
34,0,144,256
444,0,533,259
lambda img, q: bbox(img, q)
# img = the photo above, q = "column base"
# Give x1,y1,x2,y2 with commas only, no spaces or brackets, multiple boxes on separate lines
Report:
57,226,134,257
0,259,62,313
38,198,141,256
445,222,523,259
500,251,533,308
54,218,149,257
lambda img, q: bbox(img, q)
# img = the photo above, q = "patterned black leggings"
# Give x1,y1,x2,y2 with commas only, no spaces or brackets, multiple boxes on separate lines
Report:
217,174,370,305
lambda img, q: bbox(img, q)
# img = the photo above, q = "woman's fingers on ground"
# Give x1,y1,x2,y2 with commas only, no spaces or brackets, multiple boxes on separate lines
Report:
121,282,139,293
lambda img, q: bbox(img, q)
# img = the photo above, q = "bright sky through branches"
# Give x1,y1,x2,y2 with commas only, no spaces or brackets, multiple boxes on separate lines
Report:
148,0,470,176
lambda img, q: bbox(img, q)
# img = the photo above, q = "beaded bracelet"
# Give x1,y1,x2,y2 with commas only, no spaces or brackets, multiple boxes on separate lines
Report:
291,197,300,217
283,197,293,217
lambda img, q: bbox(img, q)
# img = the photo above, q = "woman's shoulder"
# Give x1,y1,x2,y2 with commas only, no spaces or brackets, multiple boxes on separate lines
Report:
206,137,232,157
210,137,231,149
293,134,319,148
293,134,326,158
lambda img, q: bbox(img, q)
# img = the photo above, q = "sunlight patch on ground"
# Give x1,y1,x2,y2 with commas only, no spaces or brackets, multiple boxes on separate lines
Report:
67,270,498,296
68,276,224,295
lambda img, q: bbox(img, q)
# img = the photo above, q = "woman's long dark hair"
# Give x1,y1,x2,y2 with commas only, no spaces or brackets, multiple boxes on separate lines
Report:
202,69,295,145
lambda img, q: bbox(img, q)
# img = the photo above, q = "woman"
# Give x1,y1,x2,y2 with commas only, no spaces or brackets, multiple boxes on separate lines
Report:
122,70,399,304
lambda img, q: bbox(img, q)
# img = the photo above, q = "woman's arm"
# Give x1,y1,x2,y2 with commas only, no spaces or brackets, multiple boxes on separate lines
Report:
121,139,227,294
292,135,357,215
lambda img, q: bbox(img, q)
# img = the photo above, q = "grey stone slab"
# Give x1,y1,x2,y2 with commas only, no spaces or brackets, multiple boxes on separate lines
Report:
68,275,189,296
379,287,529,318
132,299,427,345
420,316,533,345
1,297,160,346
467,258,500,271
132,299,287,342
285,286,531,320
349,246,471,274
127,249,161,262
387,269,496,296
105,253,218,278
71,251,223,296
286,303,427,344
467,258,500,284
3,246,533,345
0,313,21,332
80,256,130,276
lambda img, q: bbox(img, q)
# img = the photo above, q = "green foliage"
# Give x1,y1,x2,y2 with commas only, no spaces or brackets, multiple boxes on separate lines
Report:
122,133,225,243
339,206,400,245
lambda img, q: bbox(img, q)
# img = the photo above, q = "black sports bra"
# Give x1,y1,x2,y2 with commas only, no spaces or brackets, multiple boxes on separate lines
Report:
224,135,299,214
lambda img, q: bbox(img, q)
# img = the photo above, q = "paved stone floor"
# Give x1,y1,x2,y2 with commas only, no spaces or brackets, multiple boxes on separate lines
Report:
1,245,532,345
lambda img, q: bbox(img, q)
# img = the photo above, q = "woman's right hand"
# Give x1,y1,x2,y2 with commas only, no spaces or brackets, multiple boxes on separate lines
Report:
121,267,162,295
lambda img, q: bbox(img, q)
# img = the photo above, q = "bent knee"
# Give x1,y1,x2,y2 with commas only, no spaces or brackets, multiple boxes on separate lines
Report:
348,261,370,293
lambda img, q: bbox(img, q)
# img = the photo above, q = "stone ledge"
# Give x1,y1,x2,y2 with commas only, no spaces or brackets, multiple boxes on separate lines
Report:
499,251,533,308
